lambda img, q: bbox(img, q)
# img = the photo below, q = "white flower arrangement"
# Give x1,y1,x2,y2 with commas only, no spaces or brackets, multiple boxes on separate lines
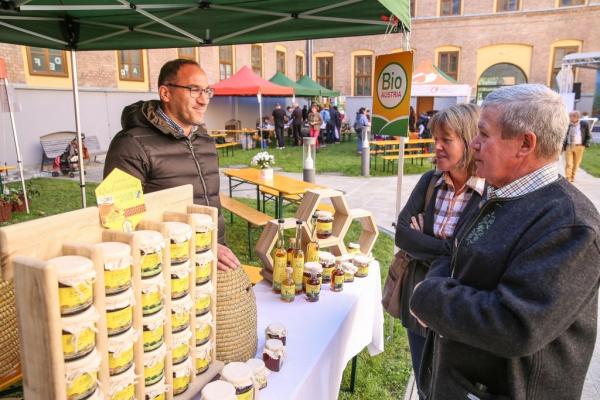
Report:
251,152,275,169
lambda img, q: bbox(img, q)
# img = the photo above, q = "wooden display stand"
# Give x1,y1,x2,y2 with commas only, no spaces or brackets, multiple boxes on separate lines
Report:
3,185,223,400
256,188,379,276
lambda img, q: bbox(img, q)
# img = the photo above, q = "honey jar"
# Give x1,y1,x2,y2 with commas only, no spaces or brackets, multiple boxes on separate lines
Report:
305,271,321,302
195,249,214,285
195,340,212,375
220,362,256,400
106,287,134,336
316,210,334,239
201,381,236,400
171,260,191,299
265,322,287,345
172,327,192,365
262,338,286,372
302,261,323,292
195,280,213,316
318,251,336,283
141,274,164,316
95,242,132,295
171,294,193,333
61,306,98,361
143,308,165,352
144,376,167,400
64,348,100,400
134,230,164,279
172,357,194,395
195,311,213,346
246,358,269,390
342,262,358,282
87,388,103,400
331,264,345,292
165,221,192,265
144,343,166,386
108,328,137,376
108,365,135,400
52,255,95,316
347,242,361,254
353,254,371,278
191,213,215,253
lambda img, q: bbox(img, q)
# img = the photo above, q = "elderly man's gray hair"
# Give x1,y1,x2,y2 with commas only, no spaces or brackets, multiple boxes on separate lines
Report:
482,84,569,160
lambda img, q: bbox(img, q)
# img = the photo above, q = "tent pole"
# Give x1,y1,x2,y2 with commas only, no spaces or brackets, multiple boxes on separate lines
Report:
70,50,87,208
4,77,29,213
258,93,264,149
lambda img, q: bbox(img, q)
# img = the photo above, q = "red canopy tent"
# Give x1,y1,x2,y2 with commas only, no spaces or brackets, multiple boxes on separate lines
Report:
211,66,294,141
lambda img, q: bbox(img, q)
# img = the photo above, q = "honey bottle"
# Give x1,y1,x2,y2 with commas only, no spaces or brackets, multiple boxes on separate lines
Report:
331,263,345,292
272,219,286,294
286,237,296,268
305,272,321,302
305,213,319,263
280,267,295,303
291,220,305,294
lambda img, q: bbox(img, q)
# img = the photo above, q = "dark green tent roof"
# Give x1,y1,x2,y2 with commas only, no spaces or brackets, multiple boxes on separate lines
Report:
0,1,410,51
297,75,340,97
269,72,319,97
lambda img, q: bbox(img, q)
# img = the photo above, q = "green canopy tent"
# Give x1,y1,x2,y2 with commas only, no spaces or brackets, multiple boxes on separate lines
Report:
297,75,340,97
0,0,410,208
269,71,320,98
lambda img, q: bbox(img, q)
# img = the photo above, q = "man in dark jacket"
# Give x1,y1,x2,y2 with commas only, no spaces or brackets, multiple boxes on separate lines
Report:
104,59,240,271
272,103,286,149
563,110,592,182
291,102,303,146
410,84,600,399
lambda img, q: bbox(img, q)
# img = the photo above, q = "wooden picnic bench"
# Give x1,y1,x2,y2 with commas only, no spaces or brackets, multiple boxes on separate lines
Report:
219,192,273,258
381,153,435,173
39,131,107,171
216,141,241,157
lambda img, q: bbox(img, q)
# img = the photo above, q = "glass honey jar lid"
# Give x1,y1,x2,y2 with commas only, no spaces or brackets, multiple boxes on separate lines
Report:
190,213,215,232
220,362,254,393
201,380,237,400
134,230,165,253
165,221,193,243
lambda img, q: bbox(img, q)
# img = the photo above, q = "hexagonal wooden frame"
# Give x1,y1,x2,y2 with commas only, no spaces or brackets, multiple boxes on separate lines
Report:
346,208,379,256
294,188,352,256
255,217,311,276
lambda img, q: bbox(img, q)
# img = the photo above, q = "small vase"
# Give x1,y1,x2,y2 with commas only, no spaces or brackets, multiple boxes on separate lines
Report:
259,168,273,180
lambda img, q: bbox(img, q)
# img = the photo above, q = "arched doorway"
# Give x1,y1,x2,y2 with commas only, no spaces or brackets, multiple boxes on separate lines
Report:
476,63,527,103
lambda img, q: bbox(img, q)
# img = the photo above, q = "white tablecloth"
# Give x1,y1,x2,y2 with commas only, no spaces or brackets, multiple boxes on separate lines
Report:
254,261,385,400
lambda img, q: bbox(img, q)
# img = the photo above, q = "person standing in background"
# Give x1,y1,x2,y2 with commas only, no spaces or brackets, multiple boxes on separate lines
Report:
272,103,286,149
563,110,591,182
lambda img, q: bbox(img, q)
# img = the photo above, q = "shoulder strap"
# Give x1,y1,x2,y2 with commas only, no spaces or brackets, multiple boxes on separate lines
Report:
423,171,441,211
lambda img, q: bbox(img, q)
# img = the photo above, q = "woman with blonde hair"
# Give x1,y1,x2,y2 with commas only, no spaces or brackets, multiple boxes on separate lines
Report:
393,103,486,394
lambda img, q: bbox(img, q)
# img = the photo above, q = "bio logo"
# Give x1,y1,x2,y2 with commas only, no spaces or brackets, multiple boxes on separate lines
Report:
377,62,407,109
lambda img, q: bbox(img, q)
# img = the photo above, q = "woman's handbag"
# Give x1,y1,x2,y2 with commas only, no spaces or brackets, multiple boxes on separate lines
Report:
382,171,440,318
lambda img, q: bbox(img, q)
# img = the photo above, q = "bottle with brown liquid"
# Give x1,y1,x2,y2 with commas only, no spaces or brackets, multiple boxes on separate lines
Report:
305,272,321,302
272,219,286,294
305,213,320,263
286,237,296,268
280,267,295,302
291,220,305,294
331,263,345,292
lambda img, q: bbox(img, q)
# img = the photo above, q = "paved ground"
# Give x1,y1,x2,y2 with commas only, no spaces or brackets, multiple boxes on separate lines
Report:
9,159,600,399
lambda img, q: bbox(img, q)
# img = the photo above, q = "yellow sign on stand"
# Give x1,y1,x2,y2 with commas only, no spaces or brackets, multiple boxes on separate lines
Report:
372,51,413,137
95,168,146,232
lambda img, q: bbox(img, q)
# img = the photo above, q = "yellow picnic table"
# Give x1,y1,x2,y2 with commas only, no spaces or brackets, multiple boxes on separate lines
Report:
223,168,324,219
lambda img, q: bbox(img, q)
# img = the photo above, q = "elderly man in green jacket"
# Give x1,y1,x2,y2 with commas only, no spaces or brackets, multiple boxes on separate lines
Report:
410,84,600,399
104,59,239,271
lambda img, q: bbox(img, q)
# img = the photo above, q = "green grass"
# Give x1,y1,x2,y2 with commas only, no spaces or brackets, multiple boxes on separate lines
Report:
0,180,412,400
220,139,432,177
581,144,600,178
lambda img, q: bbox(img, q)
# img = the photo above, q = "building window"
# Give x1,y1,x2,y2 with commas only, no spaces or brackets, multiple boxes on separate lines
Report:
177,48,196,60
440,0,461,16
219,46,233,80
410,0,416,17
316,56,333,89
118,50,144,81
251,45,262,76
550,46,579,90
354,55,372,96
558,0,585,6
438,51,459,81
296,55,304,80
477,63,527,102
496,0,519,11
276,50,286,74
27,47,68,77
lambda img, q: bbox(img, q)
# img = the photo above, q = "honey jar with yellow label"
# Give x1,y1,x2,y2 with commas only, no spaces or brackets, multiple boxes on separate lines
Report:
316,210,334,239
51,255,95,316
170,260,191,300
195,249,214,285
134,230,165,279
143,343,166,386
165,221,192,265
94,242,132,295
195,280,212,316
171,294,193,333
106,287,134,336
195,310,213,346
191,213,215,254
61,306,98,361
172,327,192,365
107,328,137,376
142,308,165,352
108,364,135,400
172,357,194,395
195,339,213,375
64,348,100,400
353,254,371,278
220,362,256,400
141,274,164,316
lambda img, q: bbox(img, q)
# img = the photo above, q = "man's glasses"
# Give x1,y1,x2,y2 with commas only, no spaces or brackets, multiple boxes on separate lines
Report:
166,83,214,99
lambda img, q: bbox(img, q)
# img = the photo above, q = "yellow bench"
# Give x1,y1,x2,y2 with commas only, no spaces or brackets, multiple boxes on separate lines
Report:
216,141,240,157
381,153,435,173
220,193,273,258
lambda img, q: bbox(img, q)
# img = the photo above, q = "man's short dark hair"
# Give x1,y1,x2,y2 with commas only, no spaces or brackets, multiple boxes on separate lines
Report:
158,58,201,87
